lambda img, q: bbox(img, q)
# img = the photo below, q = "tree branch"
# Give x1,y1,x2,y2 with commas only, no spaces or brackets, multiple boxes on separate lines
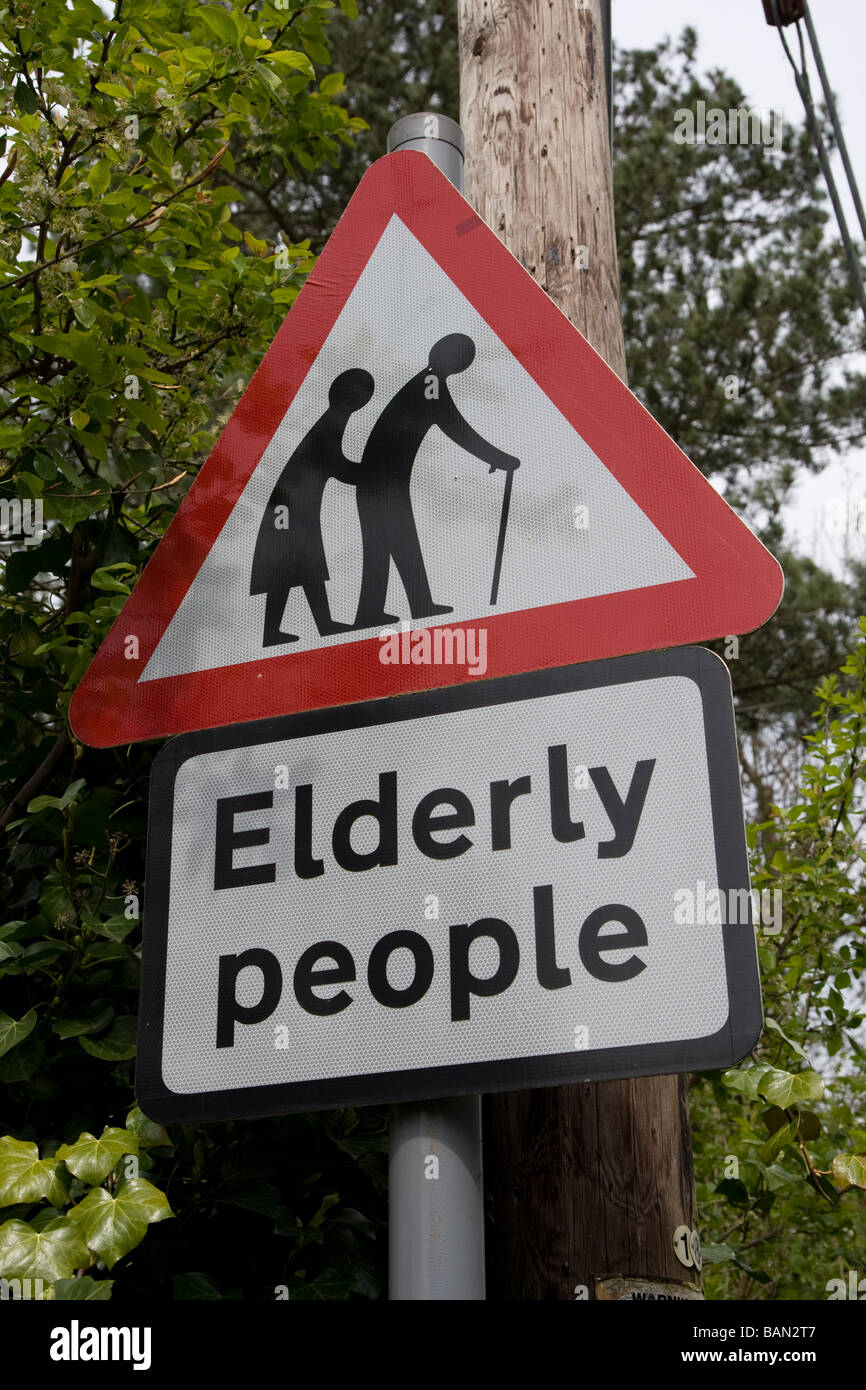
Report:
0,730,71,832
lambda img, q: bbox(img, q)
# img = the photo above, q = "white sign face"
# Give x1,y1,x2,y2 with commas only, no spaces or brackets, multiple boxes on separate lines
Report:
70,152,783,750
137,649,762,1122
141,216,692,681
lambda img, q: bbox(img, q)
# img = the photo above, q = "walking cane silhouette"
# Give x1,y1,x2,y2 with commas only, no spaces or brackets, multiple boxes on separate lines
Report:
489,463,515,605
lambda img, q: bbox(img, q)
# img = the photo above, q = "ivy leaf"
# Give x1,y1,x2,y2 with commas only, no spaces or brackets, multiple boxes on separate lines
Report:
51,1275,114,1301
338,0,358,16
84,914,136,943
68,1179,173,1269
758,1118,798,1165
808,1172,839,1205
39,873,76,922
0,1137,69,1206
125,1106,171,1150
699,1241,737,1264
752,1191,776,1213
289,1268,354,1300
79,1016,137,1061
713,1177,749,1207
757,1068,825,1108
31,1206,65,1231
722,1063,773,1100
831,1152,866,1191
0,1218,90,1282
761,1106,788,1134
0,1008,38,1059
52,1003,114,1040
28,779,86,815
172,1271,223,1299
0,1036,43,1084
56,1128,139,1186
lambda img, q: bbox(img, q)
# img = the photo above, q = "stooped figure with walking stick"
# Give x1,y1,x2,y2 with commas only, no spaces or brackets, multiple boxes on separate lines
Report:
352,333,520,628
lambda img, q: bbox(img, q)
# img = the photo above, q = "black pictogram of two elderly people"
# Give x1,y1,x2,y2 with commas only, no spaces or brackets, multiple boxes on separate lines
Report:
250,334,520,647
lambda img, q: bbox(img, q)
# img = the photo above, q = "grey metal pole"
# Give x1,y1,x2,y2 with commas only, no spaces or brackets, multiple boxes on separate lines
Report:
388,1096,485,1300
387,112,465,192
384,111,485,1302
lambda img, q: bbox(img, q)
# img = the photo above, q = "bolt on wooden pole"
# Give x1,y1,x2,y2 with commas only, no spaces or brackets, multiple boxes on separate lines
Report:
458,0,703,1301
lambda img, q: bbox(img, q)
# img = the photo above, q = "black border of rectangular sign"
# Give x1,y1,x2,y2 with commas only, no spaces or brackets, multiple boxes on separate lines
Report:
136,647,762,1123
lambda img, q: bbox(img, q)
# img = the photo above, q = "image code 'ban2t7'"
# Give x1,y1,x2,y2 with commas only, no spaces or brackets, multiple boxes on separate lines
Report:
70,151,783,747
137,648,762,1123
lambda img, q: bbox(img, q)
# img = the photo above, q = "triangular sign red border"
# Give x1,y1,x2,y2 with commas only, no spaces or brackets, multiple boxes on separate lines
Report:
70,151,783,748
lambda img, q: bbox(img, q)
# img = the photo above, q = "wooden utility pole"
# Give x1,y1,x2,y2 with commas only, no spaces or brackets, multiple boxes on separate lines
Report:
458,0,702,1300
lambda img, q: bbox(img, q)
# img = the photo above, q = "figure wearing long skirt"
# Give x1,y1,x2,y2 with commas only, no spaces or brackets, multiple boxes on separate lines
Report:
250,369,374,646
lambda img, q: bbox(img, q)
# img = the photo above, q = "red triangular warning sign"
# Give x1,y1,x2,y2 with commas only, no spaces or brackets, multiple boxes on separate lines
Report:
71,151,783,748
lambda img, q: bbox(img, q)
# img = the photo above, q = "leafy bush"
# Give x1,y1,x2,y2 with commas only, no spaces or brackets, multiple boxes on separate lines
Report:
0,0,384,1302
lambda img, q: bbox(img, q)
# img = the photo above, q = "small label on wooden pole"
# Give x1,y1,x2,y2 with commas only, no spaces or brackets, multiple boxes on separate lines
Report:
595,1275,704,1301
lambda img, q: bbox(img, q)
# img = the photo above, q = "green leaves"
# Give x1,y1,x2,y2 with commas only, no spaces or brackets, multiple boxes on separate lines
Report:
68,1179,173,1269
52,1275,114,1300
723,1064,824,1109
319,72,345,97
831,1153,866,1191
52,1003,114,1040
763,1016,809,1061
0,1122,172,1297
759,1069,825,1109
722,1063,773,1100
0,1008,38,1059
0,1137,68,1206
56,1129,139,1186
0,5,371,1304
125,1106,171,1151
87,161,112,197
714,1177,750,1208
15,331,104,377
89,563,137,595
0,1217,90,1282
266,48,315,74
198,6,239,47
695,620,866,1293
758,1119,798,1165
79,1016,137,1061
94,82,131,102
13,80,39,115
28,778,86,815
288,1269,354,1300
173,1271,223,1299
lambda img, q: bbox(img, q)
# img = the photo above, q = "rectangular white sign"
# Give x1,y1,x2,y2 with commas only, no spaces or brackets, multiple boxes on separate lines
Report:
137,648,761,1122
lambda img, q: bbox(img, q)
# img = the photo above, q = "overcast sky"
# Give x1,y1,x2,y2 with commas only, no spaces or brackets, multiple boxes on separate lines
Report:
612,0,866,575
